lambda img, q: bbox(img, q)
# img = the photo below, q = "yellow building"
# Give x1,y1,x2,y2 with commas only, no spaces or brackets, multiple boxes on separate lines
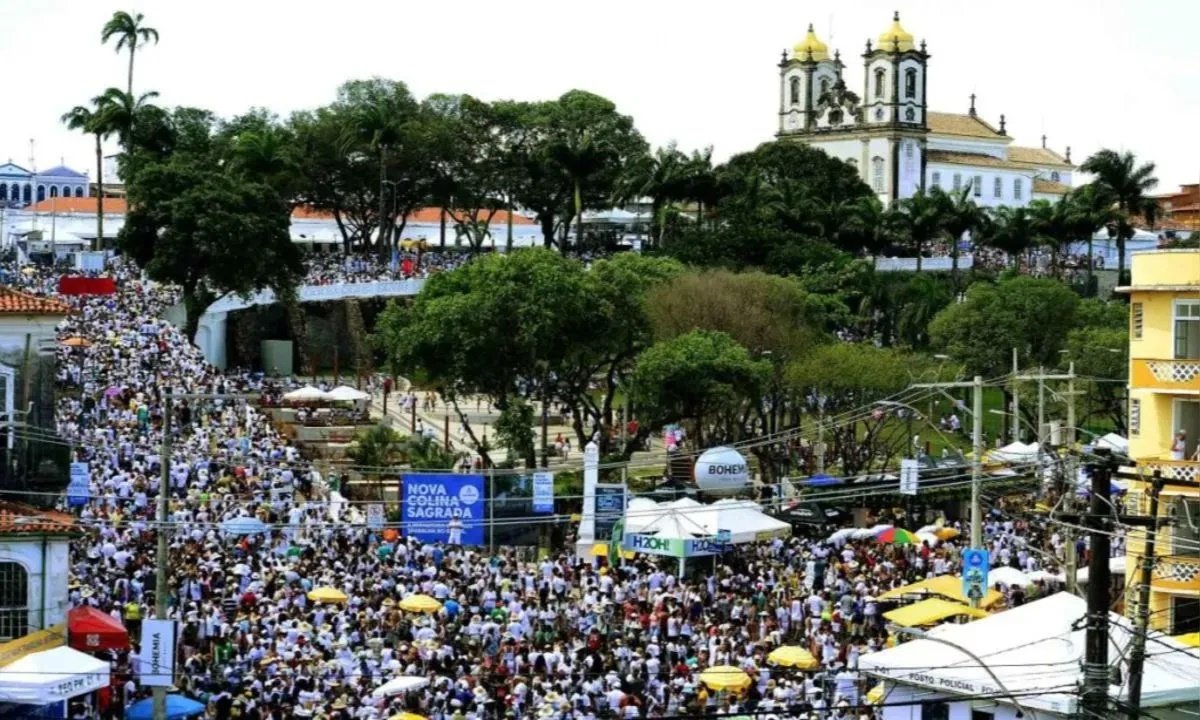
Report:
1121,249,1200,634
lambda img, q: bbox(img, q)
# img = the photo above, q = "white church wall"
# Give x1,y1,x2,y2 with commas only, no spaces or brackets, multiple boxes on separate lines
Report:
897,138,923,199
0,537,71,633
926,136,1008,159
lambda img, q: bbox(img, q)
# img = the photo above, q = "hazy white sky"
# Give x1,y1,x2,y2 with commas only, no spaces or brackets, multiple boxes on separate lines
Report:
1,0,1196,190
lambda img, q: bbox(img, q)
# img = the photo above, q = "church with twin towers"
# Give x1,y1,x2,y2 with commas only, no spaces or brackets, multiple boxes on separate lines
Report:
776,12,1073,208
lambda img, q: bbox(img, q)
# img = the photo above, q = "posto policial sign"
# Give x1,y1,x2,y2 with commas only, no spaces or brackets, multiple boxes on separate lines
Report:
693,446,750,493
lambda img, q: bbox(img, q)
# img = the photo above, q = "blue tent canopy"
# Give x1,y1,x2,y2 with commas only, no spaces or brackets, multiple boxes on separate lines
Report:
803,474,840,487
126,695,206,720
219,516,268,536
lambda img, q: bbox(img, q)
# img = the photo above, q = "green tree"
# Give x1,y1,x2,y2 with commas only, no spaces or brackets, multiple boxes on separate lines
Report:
1080,149,1159,283
617,143,689,246
936,185,989,286
895,273,954,349
629,330,770,447
61,98,120,249
119,110,303,338
1065,299,1128,433
93,87,160,150
494,397,537,468
786,344,944,475
983,205,1038,262
889,189,944,272
929,276,1080,377
347,424,406,468
1068,184,1118,294
100,10,159,97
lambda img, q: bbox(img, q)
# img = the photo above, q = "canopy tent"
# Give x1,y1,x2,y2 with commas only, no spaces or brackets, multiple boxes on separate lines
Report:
1094,433,1129,454
622,498,790,546
987,565,1033,588
371,675,431,698
219,515,268,536
878,574,1004,609
860,592,1200,715
988,442,1041,463
1076,554,1126,584
126,695,206,720
282,385,329,403
326,385,371,402
67,606,129,652
882,598,987,628
0,646,109,704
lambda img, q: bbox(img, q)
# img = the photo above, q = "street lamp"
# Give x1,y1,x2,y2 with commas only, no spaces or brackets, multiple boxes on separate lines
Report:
885,624,1029,718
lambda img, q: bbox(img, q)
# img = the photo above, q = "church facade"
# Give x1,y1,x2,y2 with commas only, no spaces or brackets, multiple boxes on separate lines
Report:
777,13,1073,207
0,162,90,208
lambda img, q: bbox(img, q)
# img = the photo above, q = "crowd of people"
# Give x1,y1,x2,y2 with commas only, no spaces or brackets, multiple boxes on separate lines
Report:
0,253,1079,720
302,250,471,285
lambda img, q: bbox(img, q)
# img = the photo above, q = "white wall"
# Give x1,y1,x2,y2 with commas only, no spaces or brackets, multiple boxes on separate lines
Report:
0,537,71,632
878,684,1051,720
898,139,923,198
927,163,1037,208
927,136,1009,159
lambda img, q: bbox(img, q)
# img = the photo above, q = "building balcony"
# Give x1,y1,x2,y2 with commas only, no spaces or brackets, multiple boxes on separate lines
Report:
1132,358,1200,392
1135,459,1200,484
1151,556,1200,593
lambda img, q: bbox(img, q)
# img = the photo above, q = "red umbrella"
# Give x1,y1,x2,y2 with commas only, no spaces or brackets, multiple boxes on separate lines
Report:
875,527,919,544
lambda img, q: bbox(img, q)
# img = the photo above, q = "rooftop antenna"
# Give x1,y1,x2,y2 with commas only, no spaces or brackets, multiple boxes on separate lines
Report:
28,139,37,231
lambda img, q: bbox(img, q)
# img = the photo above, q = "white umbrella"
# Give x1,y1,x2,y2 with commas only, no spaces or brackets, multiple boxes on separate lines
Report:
370,675,431,698
283,385,329,402
327,385,370,402
989,566,1033,587
851,524,893,541
826,528,857,545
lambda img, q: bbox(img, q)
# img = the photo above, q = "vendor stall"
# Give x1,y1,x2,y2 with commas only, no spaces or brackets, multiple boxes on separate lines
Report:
0,646,109,705
67,606,129,652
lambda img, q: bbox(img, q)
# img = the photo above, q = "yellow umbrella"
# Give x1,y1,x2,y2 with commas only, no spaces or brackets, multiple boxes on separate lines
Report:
698,665,752,692
766,646,819,670
397,594,442,613
307,586,348,603
935,527,960,540
60,336,92,348
391,714,427,720
591,543,634,560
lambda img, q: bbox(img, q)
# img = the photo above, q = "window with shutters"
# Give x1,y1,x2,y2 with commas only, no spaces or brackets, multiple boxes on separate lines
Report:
1130,398,1141,436
0,562,28,641
993,177,1002,198
1014,178,1024,200
872,157,885,192
973,175,982,197
931,172,941,189
953,174,961,190
1132,303,1144,339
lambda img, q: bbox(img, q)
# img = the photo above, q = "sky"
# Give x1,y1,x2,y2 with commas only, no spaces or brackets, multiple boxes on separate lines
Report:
0,0,1196,191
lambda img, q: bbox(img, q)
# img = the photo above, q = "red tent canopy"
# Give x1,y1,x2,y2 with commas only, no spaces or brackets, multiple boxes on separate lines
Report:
68,606,129,651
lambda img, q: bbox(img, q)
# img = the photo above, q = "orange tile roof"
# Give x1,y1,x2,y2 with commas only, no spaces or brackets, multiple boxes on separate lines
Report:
26,197,127,214
0,287,71,315
1033,178,1071,195
407,207,536,226
927,112,1008,140
0,502,77,535
1008,146,1073,169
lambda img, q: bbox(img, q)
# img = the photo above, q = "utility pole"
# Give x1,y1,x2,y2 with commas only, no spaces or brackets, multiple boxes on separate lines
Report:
153,395,171,720
1125,470,1165,720
913,376,984,548
1080,453,1114,720
154,392,252,720
1011,348,1020,444
1037,366,1046,447
1066,362,1076,447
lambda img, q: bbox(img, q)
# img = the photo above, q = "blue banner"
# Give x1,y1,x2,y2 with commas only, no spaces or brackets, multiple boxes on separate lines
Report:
962,548,990,604
595,484,627,540
532,472,554,514
67,462,90,507
402,474,485,545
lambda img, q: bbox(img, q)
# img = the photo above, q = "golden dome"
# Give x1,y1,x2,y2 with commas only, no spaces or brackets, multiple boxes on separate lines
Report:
793,24,830,61
877,11,915,52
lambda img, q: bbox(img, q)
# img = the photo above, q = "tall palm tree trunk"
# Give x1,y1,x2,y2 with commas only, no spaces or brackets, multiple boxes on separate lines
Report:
915,240,923,272
378,148,389,260
126,48,135,98
439,208,447,249
573,180,583,253
506,194,514,252
94,133,104,252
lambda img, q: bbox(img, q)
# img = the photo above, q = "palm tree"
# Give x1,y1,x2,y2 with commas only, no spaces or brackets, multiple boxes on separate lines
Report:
617,143,687,246
984,206,1038,264
101,11,159,98
61,101,119,250
683,146,718,226
935,185,988,287
1080,149,1159,283
890,189,944,272
1067,184,1118,295
347,103,404,256
94,87,160,149
551,130,617,250
845,196,893,255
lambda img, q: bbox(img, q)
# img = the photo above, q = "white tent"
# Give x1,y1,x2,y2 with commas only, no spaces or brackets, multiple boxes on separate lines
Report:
0,646,110,704
1076,555,1127,584
282,385,329,403
989,442,1040,463
1095,433,1129,454
326,385,370,402
370,675,431,698
860,592,1200,716
697,499,791,542
987,565,1032,587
